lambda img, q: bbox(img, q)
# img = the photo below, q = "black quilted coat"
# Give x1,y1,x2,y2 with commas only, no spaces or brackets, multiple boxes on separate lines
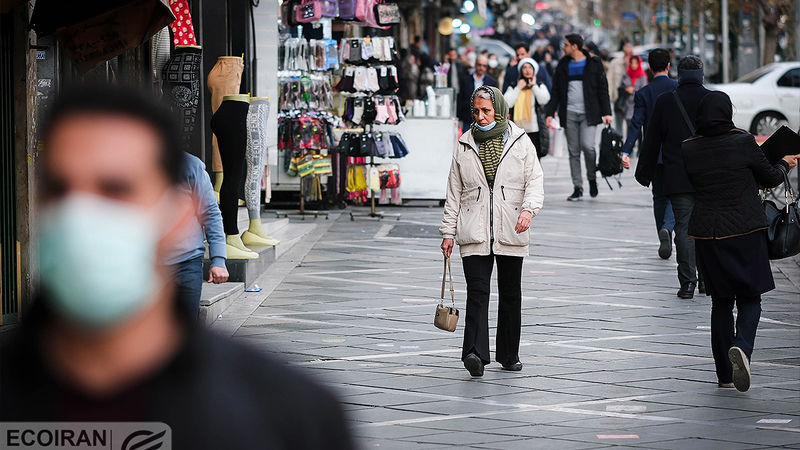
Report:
682,129,789,239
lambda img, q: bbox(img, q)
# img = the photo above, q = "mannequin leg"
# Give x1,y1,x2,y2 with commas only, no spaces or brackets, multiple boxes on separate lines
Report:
242,99,279,247
211,99,256,258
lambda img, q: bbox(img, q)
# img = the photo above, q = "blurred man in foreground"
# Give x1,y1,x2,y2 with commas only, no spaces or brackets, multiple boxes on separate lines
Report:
0,85,354,449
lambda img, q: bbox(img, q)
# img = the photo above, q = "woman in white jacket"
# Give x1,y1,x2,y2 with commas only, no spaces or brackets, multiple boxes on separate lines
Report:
503,58,551,156
440,86,544,377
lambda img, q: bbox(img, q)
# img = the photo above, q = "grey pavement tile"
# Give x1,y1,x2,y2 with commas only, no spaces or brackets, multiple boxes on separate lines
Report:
475,437,612,449
394,431,523,446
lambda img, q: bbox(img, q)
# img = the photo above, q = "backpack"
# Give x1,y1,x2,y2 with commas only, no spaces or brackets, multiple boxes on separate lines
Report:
596,124,623,189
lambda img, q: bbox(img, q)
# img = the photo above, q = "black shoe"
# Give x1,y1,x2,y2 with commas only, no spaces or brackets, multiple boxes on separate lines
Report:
589,180,598,198
658,229,672,259
729,346,751,392
677,283,696,299
698,280,706,295
501,361,523,371
463,354,484,377
567,187,583,202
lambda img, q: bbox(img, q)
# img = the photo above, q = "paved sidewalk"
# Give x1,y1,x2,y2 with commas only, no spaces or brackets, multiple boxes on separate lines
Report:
219,157,800,449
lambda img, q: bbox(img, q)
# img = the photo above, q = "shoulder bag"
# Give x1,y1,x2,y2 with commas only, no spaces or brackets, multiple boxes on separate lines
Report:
764,171,800,259
434,257,459,332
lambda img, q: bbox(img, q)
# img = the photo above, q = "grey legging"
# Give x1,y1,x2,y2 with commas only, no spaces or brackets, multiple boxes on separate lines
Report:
246,99,269,220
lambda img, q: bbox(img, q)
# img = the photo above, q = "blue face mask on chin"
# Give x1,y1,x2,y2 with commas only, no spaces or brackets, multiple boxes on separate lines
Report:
475,121,497,132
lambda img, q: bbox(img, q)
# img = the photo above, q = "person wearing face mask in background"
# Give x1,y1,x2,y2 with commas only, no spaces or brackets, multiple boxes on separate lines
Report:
486,53,505,87
503,58,551,157
457,54,498,132
0,85,355,450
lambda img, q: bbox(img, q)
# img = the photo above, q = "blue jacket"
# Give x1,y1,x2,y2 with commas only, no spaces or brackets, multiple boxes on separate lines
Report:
622,74,678,156
166,153,227,268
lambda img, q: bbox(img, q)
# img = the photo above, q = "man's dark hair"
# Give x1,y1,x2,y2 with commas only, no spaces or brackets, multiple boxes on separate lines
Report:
413,36,422,44
513,42,529,52
678,55,703,71
565,33,584,49
648,48,671,73
42,83,184,185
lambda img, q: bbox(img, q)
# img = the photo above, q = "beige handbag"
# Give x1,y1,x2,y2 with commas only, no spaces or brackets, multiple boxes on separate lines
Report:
434,257,459,332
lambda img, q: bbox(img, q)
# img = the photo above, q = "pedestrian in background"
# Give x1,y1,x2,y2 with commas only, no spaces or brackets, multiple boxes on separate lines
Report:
457,54,498,132
442,47,464,96
166,152,229,320
440,86,544,377
545,33,612,201
608,42,633,134
621,48,677,260
617,55,647,150
399,52,419,103
504,58,551,156
681,91,800,392
636,55,710,299
504,43,552,94
0,84,355,449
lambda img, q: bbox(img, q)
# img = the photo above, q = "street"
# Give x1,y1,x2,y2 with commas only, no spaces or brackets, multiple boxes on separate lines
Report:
213,156,800,449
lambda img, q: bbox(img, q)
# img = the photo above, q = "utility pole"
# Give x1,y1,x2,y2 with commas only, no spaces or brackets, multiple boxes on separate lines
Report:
722,0,730,82
686,0,693,54
796,0,800,60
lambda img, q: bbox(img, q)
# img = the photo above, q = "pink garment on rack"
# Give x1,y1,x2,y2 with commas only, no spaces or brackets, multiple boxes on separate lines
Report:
170,0,198,47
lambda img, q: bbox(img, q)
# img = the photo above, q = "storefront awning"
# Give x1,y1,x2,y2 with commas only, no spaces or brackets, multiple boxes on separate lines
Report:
30,0,175,73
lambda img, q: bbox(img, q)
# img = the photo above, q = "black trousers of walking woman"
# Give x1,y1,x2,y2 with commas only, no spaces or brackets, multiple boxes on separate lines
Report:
461,254,524,366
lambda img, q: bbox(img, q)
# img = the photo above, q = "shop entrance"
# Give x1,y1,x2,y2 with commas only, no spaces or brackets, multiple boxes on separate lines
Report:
0,12,19,324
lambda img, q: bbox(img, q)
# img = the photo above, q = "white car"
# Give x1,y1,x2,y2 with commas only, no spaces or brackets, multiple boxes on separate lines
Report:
712,62,800,136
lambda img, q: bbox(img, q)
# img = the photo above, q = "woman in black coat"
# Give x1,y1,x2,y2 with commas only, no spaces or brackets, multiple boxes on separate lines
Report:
681,91,799,393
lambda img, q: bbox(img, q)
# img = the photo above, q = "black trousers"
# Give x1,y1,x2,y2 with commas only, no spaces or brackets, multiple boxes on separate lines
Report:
461,253,524,366
711,294,761,383
163,47,202,155
210,100,250,235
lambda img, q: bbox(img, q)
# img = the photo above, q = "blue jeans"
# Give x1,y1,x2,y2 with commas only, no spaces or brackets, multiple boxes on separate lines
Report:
172,256,203,319
711,295,761,383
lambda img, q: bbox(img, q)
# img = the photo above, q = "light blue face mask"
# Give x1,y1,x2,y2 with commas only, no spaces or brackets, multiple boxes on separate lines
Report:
38,194,162,328
475,121,497,131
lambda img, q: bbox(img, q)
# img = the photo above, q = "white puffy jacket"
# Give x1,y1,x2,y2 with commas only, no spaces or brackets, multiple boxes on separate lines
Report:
439,122,544,258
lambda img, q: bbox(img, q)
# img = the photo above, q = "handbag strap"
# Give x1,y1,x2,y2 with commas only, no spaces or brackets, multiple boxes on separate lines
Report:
782,170,798,209
440,257,455,307
672,91,695,136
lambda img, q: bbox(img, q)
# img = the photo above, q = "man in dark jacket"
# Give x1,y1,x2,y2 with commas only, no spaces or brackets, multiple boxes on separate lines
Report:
457,54,498,130
621,48,678,260
545,33,612,201
636,55,711,299
0,85,355,450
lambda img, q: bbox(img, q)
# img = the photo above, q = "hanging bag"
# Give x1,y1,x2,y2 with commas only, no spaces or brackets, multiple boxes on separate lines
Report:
295,0,323,23
338,0,357,19
374,2,400,25
434,257,459,332
763,171,800,260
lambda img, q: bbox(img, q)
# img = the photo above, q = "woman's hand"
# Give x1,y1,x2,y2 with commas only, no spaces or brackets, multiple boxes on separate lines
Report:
515,211,533,234
782,153,800,169
625,86,635,94
441,238,454,258
516,78,528,90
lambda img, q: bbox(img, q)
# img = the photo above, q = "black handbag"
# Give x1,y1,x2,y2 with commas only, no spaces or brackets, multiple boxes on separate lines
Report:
764,171,800,260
